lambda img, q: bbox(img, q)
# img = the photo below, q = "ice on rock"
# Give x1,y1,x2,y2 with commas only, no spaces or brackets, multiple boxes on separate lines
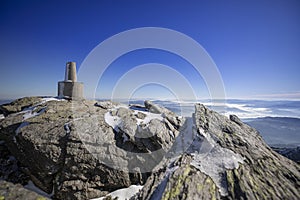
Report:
92,185,143,200
190,128,244,196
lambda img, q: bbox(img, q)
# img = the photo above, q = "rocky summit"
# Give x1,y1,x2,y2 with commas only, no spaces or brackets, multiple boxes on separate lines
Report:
0,97,299,200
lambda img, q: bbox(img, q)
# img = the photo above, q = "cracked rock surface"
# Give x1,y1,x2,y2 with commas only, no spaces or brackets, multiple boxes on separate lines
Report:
133,104,300,200
0,97,183,199
1,97,300,200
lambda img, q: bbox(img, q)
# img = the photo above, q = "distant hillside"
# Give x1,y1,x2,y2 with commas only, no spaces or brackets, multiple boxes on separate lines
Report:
246,117,300,146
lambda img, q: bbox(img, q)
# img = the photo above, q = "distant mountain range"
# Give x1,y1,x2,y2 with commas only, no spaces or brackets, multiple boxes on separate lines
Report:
245,117,300,146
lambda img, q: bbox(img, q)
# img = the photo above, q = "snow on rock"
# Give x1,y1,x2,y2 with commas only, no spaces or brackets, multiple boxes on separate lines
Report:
92,185,143,200
190,128,244,196
23,107,46,120
0,114,5,119
13,97,63,121
104,111,122,130
104,104,163,131
14,96,65,121
42,97,65,102
12,98,59,143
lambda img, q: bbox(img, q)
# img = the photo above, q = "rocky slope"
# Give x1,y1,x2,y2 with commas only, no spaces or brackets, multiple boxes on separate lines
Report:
0,97,299,199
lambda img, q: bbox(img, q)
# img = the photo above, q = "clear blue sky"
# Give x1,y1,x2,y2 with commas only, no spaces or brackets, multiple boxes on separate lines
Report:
0,0,299,100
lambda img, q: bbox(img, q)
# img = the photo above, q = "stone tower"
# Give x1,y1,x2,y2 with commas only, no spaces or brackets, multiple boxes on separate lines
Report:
58,62,84,99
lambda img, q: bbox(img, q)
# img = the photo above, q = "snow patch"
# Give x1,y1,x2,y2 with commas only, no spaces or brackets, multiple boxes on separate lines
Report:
0,114,4,119
13,97,59,121
23,107,46,120
12,96,64,123
91,185,143,200
104,112,122,130
42,97,65,103
104,104,163,131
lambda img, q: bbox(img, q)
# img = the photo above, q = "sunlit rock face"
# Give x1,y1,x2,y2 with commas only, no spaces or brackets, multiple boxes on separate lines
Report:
0,97,183,199
134,104,300,200
0,97,299,199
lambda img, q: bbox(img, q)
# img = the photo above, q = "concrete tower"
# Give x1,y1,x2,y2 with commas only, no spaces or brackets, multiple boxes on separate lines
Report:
65,62,77,82
58,62,84,99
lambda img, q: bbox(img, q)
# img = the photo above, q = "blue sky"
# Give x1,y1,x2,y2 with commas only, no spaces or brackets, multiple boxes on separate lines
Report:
0,0,299,100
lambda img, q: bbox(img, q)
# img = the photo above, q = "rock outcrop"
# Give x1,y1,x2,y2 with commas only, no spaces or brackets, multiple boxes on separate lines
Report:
0,140,29,185
0,97,183,199
0,180,49,200
133,104,300,200
0,97,299,200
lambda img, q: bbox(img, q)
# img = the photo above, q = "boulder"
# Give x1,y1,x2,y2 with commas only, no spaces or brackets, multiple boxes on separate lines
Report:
133,103,300,200
144,100,184,129
0,97,183,199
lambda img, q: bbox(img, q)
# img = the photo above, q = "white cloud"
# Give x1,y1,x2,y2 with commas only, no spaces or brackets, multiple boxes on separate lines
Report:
249,92,300,100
